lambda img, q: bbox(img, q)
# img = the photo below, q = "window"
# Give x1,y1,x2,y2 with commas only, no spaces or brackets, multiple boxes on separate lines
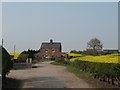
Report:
52,49,55,53
44,54,49,58
51,55,54,57
45,49,48,53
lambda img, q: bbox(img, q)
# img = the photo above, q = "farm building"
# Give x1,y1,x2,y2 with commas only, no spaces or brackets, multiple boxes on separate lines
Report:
103,49,119,54
34,39,68,59
86,49,119,55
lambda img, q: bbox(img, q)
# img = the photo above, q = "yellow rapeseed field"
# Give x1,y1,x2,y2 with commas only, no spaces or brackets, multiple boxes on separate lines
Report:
70,53,120,64
66,53,83,57
9,53,20,59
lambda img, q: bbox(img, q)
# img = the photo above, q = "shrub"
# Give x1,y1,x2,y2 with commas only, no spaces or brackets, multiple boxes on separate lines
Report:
51,57,55,61
1,46,13,78
32,60,38,64
17,54,29,62
55,56,67,64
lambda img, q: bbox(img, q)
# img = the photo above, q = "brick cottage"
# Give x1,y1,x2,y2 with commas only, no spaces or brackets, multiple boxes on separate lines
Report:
34,40,68,59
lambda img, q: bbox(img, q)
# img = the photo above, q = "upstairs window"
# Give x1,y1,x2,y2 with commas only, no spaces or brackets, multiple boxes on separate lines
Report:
52,49,55,53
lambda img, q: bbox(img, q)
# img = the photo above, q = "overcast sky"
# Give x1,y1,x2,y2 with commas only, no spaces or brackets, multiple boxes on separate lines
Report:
2,2,118,53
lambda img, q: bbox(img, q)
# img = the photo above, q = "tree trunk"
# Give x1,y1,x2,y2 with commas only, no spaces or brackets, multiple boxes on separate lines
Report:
107,76,110,84
116,77,120,87
103,75,106,82
112,77,114,85
94,74,97,79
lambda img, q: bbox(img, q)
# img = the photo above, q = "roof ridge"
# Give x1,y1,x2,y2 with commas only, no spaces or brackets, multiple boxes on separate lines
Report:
42,42,61,44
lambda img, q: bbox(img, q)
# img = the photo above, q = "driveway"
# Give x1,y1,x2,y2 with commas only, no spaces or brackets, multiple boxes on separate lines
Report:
7,61,93,88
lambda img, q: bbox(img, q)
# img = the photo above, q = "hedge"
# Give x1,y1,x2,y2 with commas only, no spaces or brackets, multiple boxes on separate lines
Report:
1,46,13,78
72,60,120,87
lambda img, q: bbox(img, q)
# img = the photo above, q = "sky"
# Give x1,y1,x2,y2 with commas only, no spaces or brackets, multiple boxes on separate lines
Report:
2,2,118,53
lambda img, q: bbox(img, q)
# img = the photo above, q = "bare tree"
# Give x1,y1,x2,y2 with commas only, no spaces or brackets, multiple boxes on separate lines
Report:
87,38,103,50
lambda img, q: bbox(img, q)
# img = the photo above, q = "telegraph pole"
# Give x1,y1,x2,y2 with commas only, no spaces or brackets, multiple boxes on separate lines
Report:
2,38,3,47
14,45,16,55
14,45,16,62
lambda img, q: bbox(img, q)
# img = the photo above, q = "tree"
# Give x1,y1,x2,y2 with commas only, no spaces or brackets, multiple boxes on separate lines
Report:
18,49,39,62
1,46,13,78
87,38,103,55
87,38,103,50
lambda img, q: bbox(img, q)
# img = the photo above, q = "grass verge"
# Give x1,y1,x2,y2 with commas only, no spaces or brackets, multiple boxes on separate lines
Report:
66,65,92,78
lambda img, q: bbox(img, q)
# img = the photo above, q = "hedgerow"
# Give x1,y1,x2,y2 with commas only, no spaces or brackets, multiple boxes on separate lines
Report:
1,46,13,78
72,60,120,86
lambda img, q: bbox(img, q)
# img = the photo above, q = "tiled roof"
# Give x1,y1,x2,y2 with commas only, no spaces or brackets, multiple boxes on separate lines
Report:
40,42,61,49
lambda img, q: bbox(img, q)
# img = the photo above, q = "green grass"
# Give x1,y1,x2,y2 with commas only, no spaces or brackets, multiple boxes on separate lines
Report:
66,65,92,78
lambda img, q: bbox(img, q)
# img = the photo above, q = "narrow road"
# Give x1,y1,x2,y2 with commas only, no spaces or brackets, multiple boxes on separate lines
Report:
7,61,93,88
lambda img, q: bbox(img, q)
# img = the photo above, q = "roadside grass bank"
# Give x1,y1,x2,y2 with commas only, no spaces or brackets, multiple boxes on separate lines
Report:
66,65,92,78
2,77,21,88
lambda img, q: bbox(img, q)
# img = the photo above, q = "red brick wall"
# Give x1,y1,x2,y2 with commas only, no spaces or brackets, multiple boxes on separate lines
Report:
39,48,61,58
34,48,68,59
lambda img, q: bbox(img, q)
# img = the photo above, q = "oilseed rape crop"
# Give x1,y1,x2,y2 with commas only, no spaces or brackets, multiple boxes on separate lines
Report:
69,53,120,64
66,53,83,57
9,53,20,59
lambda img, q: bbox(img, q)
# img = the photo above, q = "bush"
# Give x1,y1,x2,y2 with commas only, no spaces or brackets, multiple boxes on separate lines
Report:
17,54,29,62
1,46,13,78
51,58,55,61
32,60,38,64
55,56,67,64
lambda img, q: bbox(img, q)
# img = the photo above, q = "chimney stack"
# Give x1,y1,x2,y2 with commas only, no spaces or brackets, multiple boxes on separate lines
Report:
50,39,53,44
